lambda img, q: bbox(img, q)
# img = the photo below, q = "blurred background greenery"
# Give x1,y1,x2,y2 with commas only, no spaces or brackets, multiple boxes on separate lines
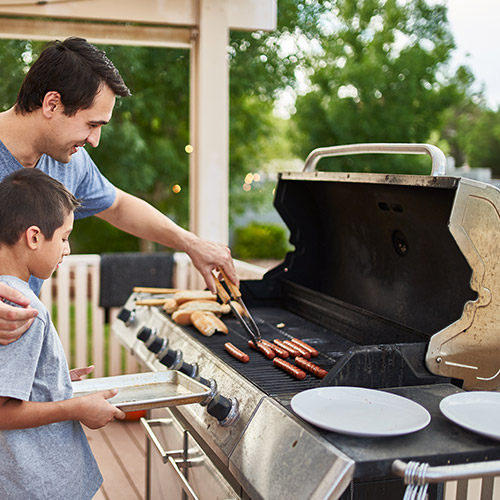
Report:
1,0,498,261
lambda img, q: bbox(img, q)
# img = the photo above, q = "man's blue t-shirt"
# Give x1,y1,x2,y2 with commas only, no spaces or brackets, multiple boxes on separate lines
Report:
0,141,116,294
0,276,102,500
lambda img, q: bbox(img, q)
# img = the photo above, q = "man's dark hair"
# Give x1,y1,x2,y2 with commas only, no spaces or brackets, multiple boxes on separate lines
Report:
15,37,131,116
0,169,81,246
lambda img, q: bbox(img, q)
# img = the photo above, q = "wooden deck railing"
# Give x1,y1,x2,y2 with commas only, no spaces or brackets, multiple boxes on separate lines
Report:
39,253,267,377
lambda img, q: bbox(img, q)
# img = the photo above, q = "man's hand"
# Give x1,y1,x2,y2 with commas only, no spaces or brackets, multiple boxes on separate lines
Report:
75,388,125,429
185,238,239,294
70,365,95,381
0,283,38,345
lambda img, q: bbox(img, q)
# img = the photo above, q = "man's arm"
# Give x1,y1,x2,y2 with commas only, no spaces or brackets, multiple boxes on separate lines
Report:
0,390,125,430
0,283,38,345
97,189,238,293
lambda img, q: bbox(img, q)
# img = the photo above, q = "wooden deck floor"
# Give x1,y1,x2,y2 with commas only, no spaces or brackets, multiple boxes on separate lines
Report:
85,418,147,500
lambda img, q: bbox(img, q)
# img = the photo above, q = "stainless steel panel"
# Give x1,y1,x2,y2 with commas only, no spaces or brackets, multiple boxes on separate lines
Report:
229,397,354,500
426,178,500,390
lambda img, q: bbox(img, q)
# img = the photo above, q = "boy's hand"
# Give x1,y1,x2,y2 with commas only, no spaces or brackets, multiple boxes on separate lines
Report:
0,283,38,345
77,388,125,429
70,365,95,381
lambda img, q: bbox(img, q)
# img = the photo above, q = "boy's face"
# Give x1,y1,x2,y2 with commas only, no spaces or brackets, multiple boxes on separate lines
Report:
32,211,74,280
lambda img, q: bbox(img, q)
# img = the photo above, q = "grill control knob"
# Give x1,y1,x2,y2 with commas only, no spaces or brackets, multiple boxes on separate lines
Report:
158,347,182,370
137,329,240,426
179,361,198,378
207,394,239,426
147,336,166,354
117,307,136,326
137,326,155,343
137,327,167,354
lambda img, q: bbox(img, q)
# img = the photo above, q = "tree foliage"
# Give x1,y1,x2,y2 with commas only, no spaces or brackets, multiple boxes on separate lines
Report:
460,110,500,175
73,46,191,253
290,0,474,174
0,1,498,255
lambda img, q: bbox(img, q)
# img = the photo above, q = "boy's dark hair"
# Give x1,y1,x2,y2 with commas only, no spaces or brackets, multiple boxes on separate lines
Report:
0,169,81,246
15,37,131,116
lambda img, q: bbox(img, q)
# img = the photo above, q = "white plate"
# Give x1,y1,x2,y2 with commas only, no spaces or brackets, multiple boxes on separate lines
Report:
290,387,431,437
439,391,500,441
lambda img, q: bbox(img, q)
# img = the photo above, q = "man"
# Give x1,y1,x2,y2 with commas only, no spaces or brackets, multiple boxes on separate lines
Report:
0,37,237,343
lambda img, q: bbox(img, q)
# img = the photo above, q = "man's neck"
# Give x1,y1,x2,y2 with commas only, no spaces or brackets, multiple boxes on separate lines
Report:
0,107,42,168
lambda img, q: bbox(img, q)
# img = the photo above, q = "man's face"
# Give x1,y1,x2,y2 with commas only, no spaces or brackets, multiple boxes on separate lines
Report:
31,211,74,280
42,84,116,163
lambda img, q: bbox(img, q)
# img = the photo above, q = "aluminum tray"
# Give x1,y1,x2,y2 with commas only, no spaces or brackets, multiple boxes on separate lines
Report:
72,371,211,412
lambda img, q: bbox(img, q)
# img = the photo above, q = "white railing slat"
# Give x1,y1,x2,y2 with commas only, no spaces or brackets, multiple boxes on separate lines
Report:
109,307,122,376
55,263,71,360
90,263,105,378
75,263,88,369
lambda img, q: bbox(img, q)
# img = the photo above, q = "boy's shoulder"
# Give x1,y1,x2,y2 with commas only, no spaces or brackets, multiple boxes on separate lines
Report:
0,275,47,318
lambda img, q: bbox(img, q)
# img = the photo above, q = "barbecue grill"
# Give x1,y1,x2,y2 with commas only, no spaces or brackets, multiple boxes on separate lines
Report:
113,144,500,500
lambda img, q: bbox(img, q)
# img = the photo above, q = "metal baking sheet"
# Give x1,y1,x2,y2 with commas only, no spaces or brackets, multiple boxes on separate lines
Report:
72,370,211,412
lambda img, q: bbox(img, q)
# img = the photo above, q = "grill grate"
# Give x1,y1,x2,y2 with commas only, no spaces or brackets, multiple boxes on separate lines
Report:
177,307,352,397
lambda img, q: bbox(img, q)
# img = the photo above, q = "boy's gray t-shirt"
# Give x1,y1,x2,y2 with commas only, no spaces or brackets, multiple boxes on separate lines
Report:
0,276,102,500
0,140,116,295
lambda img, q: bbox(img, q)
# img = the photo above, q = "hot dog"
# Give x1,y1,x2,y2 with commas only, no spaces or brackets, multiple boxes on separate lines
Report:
273,358,306,380
224,342,250,363
261,339,289,359
295,356,328,378
248,340,276,359
282,340,310,359
291,338,319,357
273,339,301,358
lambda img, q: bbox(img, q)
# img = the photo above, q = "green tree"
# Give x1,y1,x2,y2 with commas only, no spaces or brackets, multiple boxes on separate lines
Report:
290,0,474,174
0,1,487,256
461,109,500,175
73,45,191,253
228,1,337,217
0,39,45,111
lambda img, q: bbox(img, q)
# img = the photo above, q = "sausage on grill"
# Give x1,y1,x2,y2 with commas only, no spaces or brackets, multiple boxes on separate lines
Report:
261,339,289,359
273,357,306,380
248,340,276,359
295,356,328,378
291,338,319,357
274,339,301,358
282,340,310,359
224,342,250,363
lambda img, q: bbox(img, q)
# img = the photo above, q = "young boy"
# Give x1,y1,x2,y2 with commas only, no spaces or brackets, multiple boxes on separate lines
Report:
0,168,125,500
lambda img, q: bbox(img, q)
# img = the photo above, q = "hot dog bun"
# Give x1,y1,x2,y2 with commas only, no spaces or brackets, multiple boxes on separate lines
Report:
191,311,228,336
177,300,223,315
174,290,217,305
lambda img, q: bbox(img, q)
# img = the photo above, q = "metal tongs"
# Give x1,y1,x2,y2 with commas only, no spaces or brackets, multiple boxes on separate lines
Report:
213,267,262,344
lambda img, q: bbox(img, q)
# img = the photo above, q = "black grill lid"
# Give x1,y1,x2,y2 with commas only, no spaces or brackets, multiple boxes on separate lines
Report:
268,172,477,337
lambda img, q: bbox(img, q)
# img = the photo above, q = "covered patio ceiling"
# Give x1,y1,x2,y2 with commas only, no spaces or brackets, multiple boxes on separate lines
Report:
0,0,277,254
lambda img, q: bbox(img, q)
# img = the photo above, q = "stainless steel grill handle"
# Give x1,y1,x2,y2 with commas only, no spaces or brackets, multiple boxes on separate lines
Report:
303,143,447,176
141,417,201,500
392,459,500,482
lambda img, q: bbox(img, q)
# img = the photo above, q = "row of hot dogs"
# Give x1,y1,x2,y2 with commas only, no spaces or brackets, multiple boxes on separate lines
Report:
224,337,328,380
